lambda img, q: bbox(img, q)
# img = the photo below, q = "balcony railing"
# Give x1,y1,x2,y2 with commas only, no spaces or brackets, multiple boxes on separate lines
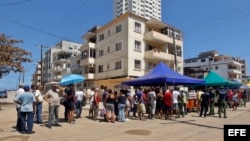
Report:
145,50,182,62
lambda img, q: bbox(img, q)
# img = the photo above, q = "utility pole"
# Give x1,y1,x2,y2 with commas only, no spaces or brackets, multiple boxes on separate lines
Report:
172,30,178,71
40,45,43,86
36,45,48,87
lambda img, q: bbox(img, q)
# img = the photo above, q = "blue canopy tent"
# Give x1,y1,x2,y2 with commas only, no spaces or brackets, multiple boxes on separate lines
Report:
122,62,205,86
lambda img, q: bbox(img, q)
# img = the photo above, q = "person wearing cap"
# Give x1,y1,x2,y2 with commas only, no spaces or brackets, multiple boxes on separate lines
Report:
43,83,62,128
14,85,36,134
14,83,25,132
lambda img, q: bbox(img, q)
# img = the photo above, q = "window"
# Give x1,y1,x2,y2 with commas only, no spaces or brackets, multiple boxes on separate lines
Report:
115,42,122,51
201,59,205,62
107,63,110,70
98,65,103,73
134,22,141,33
89,48,96,58
115,61,122,70
134,40,141,51
99,34,104,41
98,50,104,57
116,24,122,33
135,60,141,69
107,46,110,52
215,66,218,70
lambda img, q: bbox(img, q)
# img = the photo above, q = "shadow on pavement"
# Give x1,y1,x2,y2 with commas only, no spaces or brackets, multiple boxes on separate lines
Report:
160,119,223,130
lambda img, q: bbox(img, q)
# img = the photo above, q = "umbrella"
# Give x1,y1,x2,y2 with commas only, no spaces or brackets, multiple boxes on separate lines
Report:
60,74,85,85
114,84,130,89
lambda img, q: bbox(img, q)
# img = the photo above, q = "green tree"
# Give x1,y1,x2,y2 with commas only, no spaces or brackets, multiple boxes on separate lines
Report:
0,33,32,78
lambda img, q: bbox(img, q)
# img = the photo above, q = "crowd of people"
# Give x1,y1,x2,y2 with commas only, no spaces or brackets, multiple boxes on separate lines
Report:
13,83,249,135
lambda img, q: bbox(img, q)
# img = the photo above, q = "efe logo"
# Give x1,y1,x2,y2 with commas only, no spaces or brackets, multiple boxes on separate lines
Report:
224,125,250,141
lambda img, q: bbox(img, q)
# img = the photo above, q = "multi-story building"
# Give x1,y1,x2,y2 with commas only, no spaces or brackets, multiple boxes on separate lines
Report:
184,50,245,82
80,12,183,89
80,26,99,88
43,40,82,85
114,0,162,21
31,60,42,86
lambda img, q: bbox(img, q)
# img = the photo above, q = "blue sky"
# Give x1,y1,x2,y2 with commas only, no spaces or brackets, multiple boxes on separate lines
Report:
1,0,250,90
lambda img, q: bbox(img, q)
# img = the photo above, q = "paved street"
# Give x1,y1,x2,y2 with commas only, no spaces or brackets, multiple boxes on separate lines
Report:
0,102,249,141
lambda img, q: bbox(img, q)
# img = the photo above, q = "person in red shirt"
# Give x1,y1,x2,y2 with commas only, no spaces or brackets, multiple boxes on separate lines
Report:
93,88,100,121
164,89,173,120
227,89,233,108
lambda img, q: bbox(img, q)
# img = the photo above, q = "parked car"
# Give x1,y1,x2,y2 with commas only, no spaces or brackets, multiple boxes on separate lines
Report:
0,90,7,98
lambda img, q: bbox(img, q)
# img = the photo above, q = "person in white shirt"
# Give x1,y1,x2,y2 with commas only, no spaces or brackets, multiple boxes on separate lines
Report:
14,83,25,131
172,87,181,118
34,85,43,124
75,88,85,118
147,87,157,119
88,87,95,118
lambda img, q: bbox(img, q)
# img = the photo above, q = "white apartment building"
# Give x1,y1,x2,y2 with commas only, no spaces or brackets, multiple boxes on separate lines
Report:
114,0,162,21
31,60,42,86
43,40,82,85
80,12,183,89
184,50,246,82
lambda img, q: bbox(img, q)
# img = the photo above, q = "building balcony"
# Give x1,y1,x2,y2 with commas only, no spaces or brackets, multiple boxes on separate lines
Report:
51,67,63,74
80,58,95,66
144,31,172,45
145,50,182,62
51,75,62,81
36,70,41,74
144,31,182,46
54,59,71,65
214,59,242,66
83,73,95,80
228,69,241,74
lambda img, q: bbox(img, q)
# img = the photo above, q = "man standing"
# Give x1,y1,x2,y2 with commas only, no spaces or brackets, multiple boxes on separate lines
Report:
218,87,227,118
136,87,146,121
208,88,216,115
199,89,210,117
147,87,157,119
242,90,248,107
14,85,36,134
172,87,180,118
34,85,43,124
75,88,85,118
14,83,24,132
43,83,61,128
164,89,173,120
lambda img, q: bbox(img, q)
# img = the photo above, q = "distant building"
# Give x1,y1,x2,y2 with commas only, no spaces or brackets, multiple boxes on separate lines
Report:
184,50,246,82
80,12,183,89
114,0,162,21
42,40,82,85
32,60,42,86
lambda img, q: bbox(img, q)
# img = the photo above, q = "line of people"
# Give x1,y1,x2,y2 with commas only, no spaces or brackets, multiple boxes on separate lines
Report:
13,83,249,134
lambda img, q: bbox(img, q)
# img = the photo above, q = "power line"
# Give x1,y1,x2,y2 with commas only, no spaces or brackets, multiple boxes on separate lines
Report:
0,0,31,6
0,16,69,41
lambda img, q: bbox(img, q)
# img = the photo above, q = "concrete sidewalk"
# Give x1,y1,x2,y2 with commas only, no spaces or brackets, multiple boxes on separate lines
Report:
0,101,250,141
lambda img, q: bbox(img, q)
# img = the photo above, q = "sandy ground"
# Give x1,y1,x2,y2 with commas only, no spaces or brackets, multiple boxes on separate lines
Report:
0,101,250,141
